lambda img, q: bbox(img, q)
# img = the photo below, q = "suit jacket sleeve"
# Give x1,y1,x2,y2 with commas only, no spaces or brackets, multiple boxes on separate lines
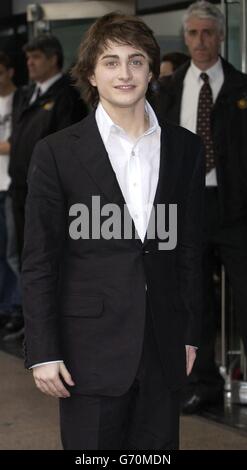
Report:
22,138,66,368
179,139,205,347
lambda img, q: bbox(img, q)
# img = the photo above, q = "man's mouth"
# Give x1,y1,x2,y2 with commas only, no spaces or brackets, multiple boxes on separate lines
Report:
114,85,135,90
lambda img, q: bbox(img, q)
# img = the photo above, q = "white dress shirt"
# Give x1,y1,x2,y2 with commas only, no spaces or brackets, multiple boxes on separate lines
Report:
96,100,161,242
29,73,63,104
180,58,224,186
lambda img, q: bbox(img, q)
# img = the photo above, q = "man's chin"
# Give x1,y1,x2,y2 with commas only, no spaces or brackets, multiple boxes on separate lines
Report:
28,72,37,81
113,95,144,108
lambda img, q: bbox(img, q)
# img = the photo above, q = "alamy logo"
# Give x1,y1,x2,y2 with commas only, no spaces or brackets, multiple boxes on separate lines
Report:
69,196,177,250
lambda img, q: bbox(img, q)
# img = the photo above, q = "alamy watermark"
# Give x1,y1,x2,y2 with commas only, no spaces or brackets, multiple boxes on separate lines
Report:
69,196,177,250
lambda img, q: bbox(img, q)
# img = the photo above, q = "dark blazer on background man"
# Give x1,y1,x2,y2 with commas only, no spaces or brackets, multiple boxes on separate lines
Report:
22,111,204,397
8,75,88,259
9,74,88,190
154,57,247,226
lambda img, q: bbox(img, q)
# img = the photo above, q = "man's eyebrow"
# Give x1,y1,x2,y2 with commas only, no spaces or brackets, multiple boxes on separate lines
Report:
187,27,214,32
128,53,146,59
100,52,146,60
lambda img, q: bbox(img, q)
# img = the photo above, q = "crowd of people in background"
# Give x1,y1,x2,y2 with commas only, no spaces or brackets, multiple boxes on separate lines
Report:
0,35,88,341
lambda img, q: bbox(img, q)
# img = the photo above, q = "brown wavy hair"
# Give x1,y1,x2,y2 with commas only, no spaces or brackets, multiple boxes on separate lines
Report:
71,12,160,107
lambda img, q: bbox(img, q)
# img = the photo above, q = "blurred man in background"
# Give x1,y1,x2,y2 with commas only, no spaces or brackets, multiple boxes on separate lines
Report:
155,0,247,414
0,52,21,331
159,51,189,77
6,35,88,339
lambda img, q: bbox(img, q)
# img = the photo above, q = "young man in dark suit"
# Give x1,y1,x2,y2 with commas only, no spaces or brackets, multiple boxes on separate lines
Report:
22,13,204,450
155,1,247,414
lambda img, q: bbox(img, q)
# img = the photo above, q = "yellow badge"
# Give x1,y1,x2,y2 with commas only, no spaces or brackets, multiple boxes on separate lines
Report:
237,98,247,110
42,101,54,111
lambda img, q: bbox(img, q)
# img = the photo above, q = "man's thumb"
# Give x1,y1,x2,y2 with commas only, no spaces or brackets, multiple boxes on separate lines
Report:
59,362,75,386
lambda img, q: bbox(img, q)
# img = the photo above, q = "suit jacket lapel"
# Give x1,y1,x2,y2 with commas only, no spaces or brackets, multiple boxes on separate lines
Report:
20,76,65,115
71,111,126,207
71,113,180,248
143,122,180,247
18,84,35,116
71,112,143,246
213,57,245,111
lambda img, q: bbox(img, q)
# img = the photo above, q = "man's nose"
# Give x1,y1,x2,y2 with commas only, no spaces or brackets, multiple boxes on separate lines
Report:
118,63,133,81
197,31,205,46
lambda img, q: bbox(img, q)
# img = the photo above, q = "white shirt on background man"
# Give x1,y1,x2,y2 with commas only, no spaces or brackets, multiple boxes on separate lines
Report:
180,58,224,186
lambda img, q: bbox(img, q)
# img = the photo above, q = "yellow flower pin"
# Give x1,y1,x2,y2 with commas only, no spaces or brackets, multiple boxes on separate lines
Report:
42,101,54,110
237,98,247,110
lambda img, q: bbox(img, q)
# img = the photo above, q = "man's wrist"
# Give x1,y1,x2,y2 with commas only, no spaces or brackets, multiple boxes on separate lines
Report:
30,360,64,369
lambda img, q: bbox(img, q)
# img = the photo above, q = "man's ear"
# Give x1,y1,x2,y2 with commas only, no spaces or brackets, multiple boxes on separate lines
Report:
148,71,153,83
8,68,14,80
50,55,58,68
89,74,97,87
219,31,225,43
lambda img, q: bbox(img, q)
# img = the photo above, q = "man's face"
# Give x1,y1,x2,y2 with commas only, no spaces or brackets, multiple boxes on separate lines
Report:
89,41,152,111
0,64,13,93
26,50,57,82
184,16,224,68
160,61,174,78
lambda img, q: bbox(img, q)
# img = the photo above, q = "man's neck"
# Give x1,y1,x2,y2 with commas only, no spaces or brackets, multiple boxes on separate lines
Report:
100,100,149,140
192,57,219,72
36,70,61,84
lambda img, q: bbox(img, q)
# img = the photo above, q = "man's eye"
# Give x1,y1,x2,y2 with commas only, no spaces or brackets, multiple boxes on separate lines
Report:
130,60,143,66
105,61,118,67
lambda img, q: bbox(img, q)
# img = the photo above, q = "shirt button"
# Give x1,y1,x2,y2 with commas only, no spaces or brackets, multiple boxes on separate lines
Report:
133,182,137,187
131,150,135,156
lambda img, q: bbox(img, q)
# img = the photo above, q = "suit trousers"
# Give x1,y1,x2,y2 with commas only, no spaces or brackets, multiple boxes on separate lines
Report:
187,187,247,395
11,187,26,265
0,191,20,311
59,303,181,450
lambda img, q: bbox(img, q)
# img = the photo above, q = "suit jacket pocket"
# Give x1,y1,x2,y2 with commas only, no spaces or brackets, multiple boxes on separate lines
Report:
61,296,103,318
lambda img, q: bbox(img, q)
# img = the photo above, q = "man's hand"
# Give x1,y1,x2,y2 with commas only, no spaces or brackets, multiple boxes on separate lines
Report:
0,141,10,155
33,362,75,398
185,345,197,376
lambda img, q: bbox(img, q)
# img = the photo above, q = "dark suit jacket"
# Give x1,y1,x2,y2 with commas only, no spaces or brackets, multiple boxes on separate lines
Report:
152,58,247,226
9,74,88,190
22,111,204,395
